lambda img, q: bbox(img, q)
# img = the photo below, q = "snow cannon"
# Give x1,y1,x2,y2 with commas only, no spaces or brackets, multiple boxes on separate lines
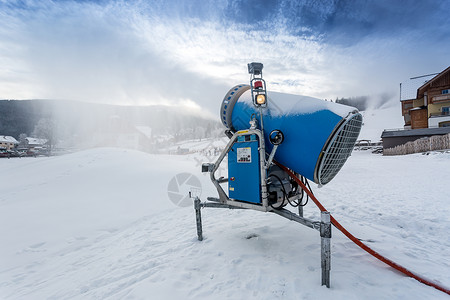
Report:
220,84,362,186
202,62,362,210
196,63,361,288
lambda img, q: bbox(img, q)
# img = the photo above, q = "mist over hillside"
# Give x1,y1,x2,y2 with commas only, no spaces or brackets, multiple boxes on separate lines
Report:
1,91,403,152
0,100,222,152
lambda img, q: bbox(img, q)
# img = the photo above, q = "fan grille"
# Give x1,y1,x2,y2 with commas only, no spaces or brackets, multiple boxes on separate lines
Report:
317,113,363,185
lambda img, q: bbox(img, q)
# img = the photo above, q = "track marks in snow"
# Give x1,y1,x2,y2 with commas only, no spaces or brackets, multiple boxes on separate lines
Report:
1,207,324,299
2,204,448,299
1,150,449,299
2,213,195,299
15,242,47,255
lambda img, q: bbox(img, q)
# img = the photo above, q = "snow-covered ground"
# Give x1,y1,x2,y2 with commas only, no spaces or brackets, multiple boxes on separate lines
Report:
0,145,449,299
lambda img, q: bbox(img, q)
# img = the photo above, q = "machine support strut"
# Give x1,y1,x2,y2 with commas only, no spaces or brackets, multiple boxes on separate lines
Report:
193,196,332,288
320,211,331,288
194,198,203,241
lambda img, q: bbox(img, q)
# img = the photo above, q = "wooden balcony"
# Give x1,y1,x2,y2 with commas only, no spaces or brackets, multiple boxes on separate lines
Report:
429,111,450,118
432,94,450,103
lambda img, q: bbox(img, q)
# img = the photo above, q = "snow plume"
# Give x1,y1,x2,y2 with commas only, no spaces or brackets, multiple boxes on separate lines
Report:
366,92,398,110
335,92,397,112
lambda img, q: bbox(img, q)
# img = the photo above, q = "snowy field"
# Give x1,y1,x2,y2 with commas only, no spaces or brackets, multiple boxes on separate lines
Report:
0,146,449,299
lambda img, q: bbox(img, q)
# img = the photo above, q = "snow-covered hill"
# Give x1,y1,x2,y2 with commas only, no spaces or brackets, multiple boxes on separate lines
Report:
358,103,404,142
0,146,449,299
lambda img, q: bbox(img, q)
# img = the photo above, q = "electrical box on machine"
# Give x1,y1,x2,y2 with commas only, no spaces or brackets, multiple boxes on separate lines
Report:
227,134,261,204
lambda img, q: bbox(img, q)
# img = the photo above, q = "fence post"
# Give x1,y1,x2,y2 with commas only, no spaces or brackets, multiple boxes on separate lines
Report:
320,211,331,288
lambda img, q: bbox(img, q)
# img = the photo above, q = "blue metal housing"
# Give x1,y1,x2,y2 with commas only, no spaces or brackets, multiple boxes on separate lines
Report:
221,85,363,185
228,135,261,203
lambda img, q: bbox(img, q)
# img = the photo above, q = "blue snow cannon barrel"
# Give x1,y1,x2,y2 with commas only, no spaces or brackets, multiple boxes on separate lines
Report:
221,84,363,185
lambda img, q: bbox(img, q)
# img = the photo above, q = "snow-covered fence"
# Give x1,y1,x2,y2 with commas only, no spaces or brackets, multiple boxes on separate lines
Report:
384,133,450,155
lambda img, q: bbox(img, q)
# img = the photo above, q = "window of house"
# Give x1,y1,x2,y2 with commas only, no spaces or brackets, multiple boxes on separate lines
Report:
442,107,450,115
442,89,449,94
440,121,450,127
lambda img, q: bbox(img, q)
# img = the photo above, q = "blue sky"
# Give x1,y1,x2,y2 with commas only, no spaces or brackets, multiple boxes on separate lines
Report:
1,0,449,113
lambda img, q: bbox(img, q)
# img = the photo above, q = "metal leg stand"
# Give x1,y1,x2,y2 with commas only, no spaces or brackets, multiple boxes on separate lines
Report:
193,197,332,288
298,205,303,218
320,211,331,288
194,197,203,241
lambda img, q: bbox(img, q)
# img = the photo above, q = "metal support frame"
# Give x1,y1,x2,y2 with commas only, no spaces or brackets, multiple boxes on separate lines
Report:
320,211,331,288
193,196,332,288
194,198,203,241
207,129,269,211
298,205,304,218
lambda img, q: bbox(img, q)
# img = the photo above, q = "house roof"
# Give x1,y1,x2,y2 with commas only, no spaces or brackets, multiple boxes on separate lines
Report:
26,137,48,145
381,127,450,138
0,136,19,144
417,66,450,98
400,75,435,101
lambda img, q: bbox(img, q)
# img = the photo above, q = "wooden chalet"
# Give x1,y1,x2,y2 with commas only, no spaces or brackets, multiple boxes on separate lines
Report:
383,66,450,151
401,66,450,129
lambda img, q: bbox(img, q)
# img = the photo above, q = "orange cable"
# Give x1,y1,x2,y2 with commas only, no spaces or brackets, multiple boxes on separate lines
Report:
276,162,450,296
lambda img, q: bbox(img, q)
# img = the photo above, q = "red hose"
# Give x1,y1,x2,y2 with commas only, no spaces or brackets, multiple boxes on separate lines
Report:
277,162,450,296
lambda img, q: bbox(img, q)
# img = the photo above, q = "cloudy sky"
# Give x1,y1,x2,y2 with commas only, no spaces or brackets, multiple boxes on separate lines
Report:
1,0,449,113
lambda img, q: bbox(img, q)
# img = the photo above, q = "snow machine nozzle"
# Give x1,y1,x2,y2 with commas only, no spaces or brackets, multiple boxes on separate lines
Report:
220,70,362,186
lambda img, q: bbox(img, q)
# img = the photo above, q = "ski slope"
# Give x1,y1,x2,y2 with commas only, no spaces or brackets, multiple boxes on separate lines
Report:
358,103,404,142
0,100,448,299
0,145,449,299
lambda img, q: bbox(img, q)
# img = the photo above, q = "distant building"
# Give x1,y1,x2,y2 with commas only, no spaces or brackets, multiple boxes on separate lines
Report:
400,74,435,129
383,66,450,152
401,66,450,129
417,66,450,128
0,136,19,150
25,137,48,150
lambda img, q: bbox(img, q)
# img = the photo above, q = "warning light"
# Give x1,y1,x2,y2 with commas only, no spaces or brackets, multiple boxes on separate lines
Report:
248,62,267,107
254,81,263,89
255,94,266,105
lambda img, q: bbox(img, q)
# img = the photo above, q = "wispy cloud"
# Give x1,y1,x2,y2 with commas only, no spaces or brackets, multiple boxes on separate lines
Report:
0,0,449,113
